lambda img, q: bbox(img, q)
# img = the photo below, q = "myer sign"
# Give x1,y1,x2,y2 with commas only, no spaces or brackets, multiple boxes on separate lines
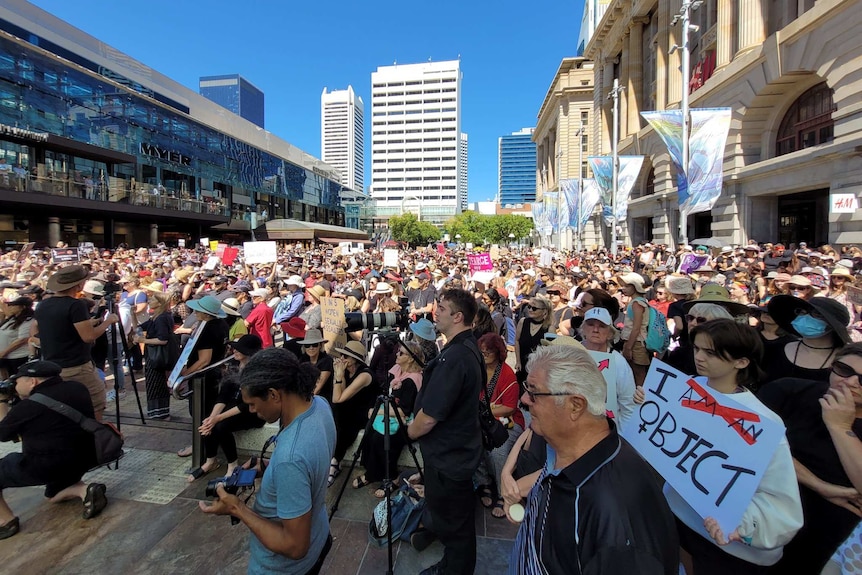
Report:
831,193,859,214
140,143,191,166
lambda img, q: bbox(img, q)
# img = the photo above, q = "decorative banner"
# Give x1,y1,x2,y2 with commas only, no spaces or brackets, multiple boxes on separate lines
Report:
677,253,710,274
320,297,346,354
589,156,644,226
560,179,579,228
531,201,549,237
831,193,859,214
243,241,277,264
621,360,785,536
580,179,602,228
467,253,493,273
641,108,732,218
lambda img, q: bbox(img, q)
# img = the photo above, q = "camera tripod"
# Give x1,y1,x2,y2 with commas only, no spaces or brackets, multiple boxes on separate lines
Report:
329,392,424,575
104,292,146,428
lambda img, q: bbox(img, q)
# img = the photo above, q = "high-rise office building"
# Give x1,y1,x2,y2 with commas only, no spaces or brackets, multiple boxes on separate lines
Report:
199,74,265,128
321,86,364,191
498,128,537,206
370,60,463,226
458,132,468,211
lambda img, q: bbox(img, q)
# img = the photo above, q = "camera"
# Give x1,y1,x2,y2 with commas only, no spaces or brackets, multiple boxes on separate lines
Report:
205,467,257,498
344,296,410,332
0,379,16,397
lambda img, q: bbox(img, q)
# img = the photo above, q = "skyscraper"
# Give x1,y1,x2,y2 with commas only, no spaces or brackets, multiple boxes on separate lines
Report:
498,128,537,206
370,60,463,226
199,74,265,128
321,86,365,191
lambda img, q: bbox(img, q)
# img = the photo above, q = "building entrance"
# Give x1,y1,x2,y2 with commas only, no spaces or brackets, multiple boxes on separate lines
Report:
777,189,829,247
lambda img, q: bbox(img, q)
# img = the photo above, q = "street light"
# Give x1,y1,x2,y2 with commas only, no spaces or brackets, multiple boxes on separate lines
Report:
455,233,461,248
508,232,515,251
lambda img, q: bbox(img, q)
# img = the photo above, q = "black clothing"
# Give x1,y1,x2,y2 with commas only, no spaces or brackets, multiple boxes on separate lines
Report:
516,318,546,384
0,377,96,485
512,421,679,575
762,342,833,385
332,366,376,461
361,377,418,482
204,374,264,461
309,353,334,404
677,519,768,575
757,378,862,574
666,299,690,344
665,343,697,377
33,296,91,368
190,318,229,383
423,460,477,575
283,338,303,358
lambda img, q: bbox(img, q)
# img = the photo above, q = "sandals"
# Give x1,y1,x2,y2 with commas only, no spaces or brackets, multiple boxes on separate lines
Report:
352,475,371,489
177,446,193,458
187,461,220,483
82,483,108,520
477,484,494,508
491,498,506,519
327,462,341,488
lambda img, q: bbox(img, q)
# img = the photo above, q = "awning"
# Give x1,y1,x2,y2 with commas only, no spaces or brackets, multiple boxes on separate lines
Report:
212,219,251,231
262,219,369,242
318,237,373,245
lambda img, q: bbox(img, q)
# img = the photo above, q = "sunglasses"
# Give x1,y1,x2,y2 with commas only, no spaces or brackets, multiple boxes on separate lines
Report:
546,290,561,296
526,304,542,311
832,361,862,382
685,314,708,324
301,343,320,348
788,284,812,291
794,308,824,319
522,381,576,402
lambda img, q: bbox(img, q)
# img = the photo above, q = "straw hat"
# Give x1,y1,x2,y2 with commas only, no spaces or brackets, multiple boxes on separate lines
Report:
186,295,227,318
307,285,326,300
144,281,164,293
297,329,328,346
46,265,88,292
334,340,367,364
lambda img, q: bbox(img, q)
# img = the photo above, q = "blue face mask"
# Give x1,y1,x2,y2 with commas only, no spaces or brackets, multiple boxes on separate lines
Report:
791,314,830,338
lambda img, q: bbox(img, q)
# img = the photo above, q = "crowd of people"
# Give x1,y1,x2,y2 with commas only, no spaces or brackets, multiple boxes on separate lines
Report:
0,237,860,574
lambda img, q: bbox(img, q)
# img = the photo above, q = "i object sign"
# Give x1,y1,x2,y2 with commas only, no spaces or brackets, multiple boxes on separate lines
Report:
831,193,859,214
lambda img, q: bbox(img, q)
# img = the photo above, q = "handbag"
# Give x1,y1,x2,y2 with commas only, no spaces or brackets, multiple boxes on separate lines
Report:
478,363,509,451
29,394,124,466
368,482,426,546
146,343,170,371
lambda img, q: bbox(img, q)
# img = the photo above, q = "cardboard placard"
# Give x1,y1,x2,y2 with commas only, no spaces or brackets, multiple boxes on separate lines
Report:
588,351,619,416
199,237,209,247
383,249,399,268
621,360,785,536
847,285,862,306
222,247,239,266
243,241,278,265
178,239,186,248
320,296,347,354
51,247,80,263
16,242,35,263
203,256,221,270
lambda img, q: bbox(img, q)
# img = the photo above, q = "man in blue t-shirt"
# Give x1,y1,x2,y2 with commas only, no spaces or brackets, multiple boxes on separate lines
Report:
199,348,336,575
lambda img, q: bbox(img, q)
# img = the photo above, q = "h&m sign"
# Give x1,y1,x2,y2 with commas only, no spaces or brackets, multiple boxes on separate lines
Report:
140,143,191,166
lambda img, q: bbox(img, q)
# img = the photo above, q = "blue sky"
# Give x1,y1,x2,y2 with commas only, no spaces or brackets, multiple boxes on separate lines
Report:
31,0,583,203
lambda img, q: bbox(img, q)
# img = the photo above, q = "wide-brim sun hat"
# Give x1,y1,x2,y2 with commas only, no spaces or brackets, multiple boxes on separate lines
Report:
335,340,367,364
665,275,694,295
144,281,164,293
230,334,263,356
281,317,307,339
82,279,105,297
831,267,853,278
297,328,328,346
767,294,851,344
307,285,326,300
618,272,648,294
46,265,89,292
375,282,394,295
682,284,750,316
409,318,437,341
221,297,242,316
186,295,227,318
285,275,305,287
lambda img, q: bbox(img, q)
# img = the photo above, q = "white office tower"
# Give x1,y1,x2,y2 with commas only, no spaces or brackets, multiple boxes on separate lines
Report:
458,132,468,211
321,86,364,191
370,60,463,226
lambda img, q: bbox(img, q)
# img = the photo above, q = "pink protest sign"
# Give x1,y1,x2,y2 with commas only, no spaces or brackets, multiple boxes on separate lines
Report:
467,253,493,273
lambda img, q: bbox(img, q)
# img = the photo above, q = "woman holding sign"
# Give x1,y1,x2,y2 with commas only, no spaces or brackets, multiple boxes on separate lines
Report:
664,319,802,574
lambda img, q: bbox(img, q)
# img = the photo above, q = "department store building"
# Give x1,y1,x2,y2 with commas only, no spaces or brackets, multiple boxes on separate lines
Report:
585,0,862,248
0,1,345,248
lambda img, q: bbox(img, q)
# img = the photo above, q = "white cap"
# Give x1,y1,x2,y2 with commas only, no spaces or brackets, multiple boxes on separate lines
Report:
583,307,612,325
250,288,269,298
285,275,304,287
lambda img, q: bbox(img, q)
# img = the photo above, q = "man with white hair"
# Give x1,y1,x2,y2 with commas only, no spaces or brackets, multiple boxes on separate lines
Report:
273,276,306,325
507,344,679,575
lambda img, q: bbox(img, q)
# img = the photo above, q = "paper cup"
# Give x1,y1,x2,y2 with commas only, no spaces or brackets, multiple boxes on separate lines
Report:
508,503,525,523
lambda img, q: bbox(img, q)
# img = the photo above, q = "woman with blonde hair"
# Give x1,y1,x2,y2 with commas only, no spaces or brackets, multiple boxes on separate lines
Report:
514,295,552,387
133,291,175,420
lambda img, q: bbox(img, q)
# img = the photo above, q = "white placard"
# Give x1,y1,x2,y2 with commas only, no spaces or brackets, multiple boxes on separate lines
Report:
469,271,495,286
831,193,859,214
203,256,220,270
620,360,785,536
199,237,209,247
383,249,399,268
539,248,553,267
588,351,618,415
243,241,278,264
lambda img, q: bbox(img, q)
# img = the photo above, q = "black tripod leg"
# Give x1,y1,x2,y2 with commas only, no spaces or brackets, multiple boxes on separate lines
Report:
114,308,146,425
391,404,424,484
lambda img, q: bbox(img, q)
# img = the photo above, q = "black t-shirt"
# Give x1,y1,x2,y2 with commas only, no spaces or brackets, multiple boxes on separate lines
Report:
666,299,689,343
414,330,483,480
310,353,334,404
34,296,92,368
190,319,228,366
0,377,96,478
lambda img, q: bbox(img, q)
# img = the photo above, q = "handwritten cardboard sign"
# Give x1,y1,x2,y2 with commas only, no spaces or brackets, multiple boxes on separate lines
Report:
320,296,346,354
620,360,785,535
243,241,277,265
467,253,493,273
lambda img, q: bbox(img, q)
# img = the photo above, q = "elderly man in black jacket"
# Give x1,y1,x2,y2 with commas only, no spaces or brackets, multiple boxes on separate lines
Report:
0,360,106,540
507,344,679,575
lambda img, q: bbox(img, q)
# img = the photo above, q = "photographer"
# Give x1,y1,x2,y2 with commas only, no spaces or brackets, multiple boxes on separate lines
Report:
199,348,336,575
0,360,107,540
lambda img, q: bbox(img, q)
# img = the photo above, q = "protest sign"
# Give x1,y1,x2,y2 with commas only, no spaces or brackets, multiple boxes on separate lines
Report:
199,237,209,247
847,285,862,306
209,240,219,252
539,248,552,267
621,360,785,535
16,242,35,263
489,245,500,261
470,271,495,286
243,241,277,265
178,239,186,248
221,246,239,266
467,252,493,273
437,243,446,255
320,297,346,354
383,249,399,268
168,321,207,394
203,256,221,270
677,253,710,274
216,243,227,257
51,247,80,263
79,242,95,256
587,351,619,416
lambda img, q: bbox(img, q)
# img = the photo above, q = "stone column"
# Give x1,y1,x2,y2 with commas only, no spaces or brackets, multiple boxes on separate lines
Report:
150,223,158,247
666,0,683,108
655,0,671,109
48,217,60,248
738,0,765,52
716,0,735,67
619,31,631,137
601,59,616,153
628,19,648,133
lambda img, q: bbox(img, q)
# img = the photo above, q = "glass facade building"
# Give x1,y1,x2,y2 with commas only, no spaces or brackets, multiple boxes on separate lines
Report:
200,74,265,129
0,10,342,247
498,128,537,206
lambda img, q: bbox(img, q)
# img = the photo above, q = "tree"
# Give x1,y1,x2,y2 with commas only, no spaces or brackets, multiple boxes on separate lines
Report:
388,212,441,247
443,211,533,245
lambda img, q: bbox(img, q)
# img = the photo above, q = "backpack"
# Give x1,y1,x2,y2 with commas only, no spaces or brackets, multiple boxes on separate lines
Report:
493,310,516,348
628,297,671,355
29,394,125,467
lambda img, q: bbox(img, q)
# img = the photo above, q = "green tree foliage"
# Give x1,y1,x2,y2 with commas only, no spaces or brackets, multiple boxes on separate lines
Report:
443,211,533,245
388,212,442,247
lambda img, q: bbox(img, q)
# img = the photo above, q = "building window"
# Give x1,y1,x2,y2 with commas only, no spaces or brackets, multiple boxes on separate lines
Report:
775,83,835,157
644,167,655,196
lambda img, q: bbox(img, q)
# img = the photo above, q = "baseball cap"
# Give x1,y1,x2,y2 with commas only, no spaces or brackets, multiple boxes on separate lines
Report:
10,360,62,380
583,307,612,326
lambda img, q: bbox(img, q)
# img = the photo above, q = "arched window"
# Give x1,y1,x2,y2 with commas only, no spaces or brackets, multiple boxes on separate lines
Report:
776,83,835,156
644,167,656,196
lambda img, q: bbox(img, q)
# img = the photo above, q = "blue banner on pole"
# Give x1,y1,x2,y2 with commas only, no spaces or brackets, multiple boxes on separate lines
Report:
588,156,644,226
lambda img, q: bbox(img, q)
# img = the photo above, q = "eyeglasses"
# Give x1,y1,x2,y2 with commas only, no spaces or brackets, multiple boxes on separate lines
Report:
480,349,495,357
685,314,708,324
522,381,576,402
832,361,862,383
301,343,320,348
577,301,595,310
526,304,542,311
788,284,812,291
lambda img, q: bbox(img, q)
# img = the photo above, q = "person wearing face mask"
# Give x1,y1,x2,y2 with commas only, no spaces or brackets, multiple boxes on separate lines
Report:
761,295,851,387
